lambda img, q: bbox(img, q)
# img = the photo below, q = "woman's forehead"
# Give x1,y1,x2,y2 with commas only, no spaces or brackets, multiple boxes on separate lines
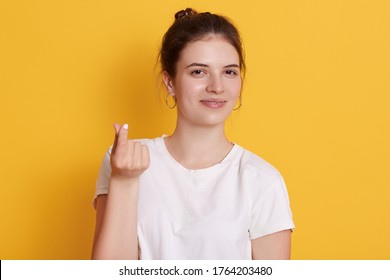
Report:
178,37,240,66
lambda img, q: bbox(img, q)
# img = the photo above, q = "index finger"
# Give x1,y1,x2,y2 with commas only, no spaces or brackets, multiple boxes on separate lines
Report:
112,123,120,153
112,123,128,155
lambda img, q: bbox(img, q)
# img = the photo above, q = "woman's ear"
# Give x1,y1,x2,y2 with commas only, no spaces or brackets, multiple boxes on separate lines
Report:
162,71,175,95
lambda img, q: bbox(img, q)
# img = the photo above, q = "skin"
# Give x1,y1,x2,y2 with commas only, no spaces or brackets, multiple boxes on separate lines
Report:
91,35,291,260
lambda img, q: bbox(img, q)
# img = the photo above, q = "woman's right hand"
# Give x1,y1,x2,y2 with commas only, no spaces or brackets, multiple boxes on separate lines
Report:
110,123,150,181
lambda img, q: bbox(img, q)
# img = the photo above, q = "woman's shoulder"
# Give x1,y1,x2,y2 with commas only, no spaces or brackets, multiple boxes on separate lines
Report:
234,144,284,183
135,136,164,146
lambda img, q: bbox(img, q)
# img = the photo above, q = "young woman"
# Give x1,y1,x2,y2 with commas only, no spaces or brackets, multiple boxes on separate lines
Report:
91,8,294,260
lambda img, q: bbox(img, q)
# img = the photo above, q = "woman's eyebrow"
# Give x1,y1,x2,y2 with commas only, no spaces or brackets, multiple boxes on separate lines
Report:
185,63,240,68
224,64,240,68
185,63,208,68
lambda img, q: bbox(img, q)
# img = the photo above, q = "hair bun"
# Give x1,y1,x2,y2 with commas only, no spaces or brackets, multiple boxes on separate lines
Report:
175,8,197,20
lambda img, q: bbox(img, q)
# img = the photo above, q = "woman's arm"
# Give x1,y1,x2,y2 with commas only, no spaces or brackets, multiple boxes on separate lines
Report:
91,124,149,260
91,178,140,259
92,194,107,257
251,230,292,260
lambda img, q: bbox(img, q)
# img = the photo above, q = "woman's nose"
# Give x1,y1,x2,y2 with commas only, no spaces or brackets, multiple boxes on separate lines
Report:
206,74,224,94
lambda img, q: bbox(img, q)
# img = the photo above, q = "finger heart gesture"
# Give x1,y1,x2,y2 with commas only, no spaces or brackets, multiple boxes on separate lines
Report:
110,123,150,180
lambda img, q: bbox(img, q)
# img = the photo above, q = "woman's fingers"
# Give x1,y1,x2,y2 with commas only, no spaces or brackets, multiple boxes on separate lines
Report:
110,123,150,179
112,123,121,154
129,142,150,170
114,124,128,157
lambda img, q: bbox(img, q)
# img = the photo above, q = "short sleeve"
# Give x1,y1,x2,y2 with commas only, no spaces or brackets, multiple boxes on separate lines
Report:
92,147,112,208
249,171,295,240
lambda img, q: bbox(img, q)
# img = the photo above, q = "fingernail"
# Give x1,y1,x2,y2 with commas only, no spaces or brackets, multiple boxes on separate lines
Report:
123,124,128,130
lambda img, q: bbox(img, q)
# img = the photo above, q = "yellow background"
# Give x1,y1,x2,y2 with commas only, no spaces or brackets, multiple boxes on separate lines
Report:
1,0,389,259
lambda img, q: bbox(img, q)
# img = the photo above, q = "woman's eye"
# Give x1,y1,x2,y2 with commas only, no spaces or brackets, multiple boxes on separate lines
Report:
225,69,237,75
191,69,204,75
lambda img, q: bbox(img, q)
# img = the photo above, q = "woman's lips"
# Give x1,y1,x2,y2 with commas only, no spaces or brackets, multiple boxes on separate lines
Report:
200,99,227,109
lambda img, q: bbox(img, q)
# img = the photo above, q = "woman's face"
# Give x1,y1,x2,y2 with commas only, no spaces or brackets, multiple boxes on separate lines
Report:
165,36,242,128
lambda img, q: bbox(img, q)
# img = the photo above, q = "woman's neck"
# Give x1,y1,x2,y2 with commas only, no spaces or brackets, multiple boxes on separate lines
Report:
164,121,233,170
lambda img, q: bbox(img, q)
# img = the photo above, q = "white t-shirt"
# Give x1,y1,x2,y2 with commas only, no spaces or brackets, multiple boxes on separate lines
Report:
93,136,294,260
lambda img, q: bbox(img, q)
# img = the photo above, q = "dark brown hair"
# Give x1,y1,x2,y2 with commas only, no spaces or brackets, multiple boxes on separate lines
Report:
160,8,246,78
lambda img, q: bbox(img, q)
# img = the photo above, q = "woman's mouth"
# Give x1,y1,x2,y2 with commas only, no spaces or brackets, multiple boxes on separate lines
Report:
200,99,227,109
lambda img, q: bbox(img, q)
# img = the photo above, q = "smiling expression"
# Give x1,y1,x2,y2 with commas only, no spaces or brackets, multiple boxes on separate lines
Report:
164,35,242,128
